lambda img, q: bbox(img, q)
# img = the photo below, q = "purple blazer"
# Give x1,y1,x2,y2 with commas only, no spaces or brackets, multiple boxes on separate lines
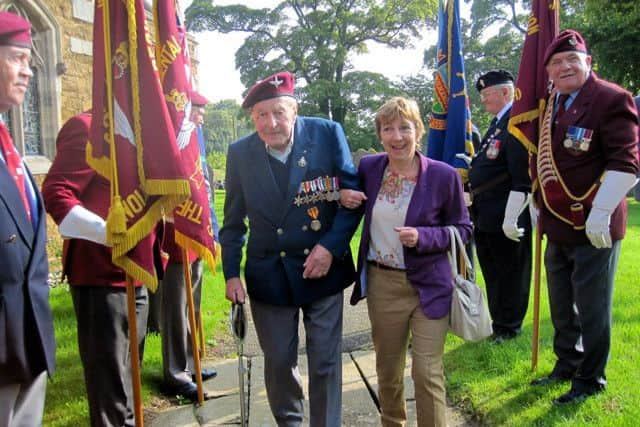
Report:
350,152,473,319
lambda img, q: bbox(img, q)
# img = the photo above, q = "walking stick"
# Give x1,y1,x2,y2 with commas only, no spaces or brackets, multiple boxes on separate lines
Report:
230,303,248,426
531,226,543,371
126,276,144,427
182,249,205,404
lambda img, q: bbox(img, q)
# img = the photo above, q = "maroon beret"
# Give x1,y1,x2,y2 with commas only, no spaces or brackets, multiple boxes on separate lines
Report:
242,71,295,109
544,29,588,65
190,90,209,107
0,12,32,48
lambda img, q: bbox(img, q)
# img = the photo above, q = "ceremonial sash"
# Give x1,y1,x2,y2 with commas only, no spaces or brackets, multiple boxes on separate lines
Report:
533,91,600,229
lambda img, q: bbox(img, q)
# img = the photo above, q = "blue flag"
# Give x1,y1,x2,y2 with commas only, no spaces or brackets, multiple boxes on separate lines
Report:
196,125,220,241
427,0,474,183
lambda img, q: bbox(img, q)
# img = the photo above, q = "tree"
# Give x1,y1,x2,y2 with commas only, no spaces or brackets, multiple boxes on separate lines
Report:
563,0,640,93
340,71,401,150
459,0,640,99
202,99,252,153
458,1,527,128
186,0,438,127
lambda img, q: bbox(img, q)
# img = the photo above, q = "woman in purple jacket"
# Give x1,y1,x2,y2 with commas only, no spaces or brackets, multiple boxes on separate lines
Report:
342,97,472,427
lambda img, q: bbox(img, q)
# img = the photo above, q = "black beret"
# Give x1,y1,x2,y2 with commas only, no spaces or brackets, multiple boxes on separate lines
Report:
475,70,515,92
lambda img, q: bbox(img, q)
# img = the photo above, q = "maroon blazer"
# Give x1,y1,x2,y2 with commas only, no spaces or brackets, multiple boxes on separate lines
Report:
42,112,145,287
350,152,472,319
539,73,639,245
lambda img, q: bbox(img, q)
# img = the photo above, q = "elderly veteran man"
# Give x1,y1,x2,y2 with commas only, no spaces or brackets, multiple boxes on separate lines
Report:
220,71,361,426
469,70,532,344
0,11,56,426
529,29,639,405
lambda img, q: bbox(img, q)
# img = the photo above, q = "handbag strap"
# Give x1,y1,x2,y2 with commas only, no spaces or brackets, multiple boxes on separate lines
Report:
447,226,474,279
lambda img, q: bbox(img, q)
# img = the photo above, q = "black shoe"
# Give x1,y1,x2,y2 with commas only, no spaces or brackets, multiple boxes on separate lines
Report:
165,381,201,402
193,367,217,382
530,372,573,386
489,331,518,344
553,384,604,405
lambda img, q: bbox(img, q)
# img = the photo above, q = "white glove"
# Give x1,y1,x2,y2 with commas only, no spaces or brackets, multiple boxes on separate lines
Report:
463,191,472,207
586,170,638,248
59,205,108,246
529,201,538,230
502,191,528,242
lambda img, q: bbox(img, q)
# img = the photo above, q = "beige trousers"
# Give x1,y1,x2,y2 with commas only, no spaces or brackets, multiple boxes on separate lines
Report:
367,265,449,427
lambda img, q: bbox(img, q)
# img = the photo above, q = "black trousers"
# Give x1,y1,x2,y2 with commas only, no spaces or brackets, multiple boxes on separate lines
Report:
71,285,148,427
474,228,532,335
544,240,620,388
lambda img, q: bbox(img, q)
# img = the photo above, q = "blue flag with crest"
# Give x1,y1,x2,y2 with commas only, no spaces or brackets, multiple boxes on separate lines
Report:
427,0,474,183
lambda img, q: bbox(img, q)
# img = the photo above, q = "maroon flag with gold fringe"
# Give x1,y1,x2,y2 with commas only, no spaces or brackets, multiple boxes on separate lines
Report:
153,0,216,269
507,0,559,154
89,0,190,289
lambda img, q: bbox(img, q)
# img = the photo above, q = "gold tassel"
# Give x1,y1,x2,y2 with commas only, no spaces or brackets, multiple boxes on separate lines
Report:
107,195,127,245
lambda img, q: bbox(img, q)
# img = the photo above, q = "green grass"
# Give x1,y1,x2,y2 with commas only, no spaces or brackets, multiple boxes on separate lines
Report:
43,191,230,426
43,195,640,425
443,199,640,426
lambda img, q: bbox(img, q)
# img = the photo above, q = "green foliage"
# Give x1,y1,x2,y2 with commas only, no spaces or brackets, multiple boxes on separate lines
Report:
563,0,640,93
443,0,529,130
40,194,640,425
202,99,252,154
206,151,227,183
188,0,639,151
185,0,438,127
338,71,401,151
43,200,230,425
444,199,640,426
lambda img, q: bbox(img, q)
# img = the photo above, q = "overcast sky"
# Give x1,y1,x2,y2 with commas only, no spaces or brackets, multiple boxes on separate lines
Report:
186,0,448,103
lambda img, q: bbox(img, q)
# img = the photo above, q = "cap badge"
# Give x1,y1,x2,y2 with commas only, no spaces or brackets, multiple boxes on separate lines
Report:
479,79,485,88
568,37,576,46
269,76,284,88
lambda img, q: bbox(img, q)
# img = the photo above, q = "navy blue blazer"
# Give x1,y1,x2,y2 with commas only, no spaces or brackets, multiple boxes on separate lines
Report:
0,162,55,385
220,116,361,306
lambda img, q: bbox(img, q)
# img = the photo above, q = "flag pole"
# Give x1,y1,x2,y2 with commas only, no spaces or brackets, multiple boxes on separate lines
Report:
126,276,144,426
198,312,205,360
182,248,204,404
531,226,542,370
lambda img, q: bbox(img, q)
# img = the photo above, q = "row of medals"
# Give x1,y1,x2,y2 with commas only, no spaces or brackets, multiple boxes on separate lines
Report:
294,176,340,207
294,176,341,232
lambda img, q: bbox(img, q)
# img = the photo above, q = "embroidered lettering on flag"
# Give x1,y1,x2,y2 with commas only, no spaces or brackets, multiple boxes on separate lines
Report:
154,0,216,270
88,0,190,289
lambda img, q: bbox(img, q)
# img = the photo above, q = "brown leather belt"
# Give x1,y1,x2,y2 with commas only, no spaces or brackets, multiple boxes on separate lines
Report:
367,260,406,272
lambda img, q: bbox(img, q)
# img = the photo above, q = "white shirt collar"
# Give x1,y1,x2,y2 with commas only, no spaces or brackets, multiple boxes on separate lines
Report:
495,101,513,122
266,132,295,163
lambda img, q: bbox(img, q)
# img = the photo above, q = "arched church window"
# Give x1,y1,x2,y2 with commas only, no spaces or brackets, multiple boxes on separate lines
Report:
1,0,62,173
22,67,42,155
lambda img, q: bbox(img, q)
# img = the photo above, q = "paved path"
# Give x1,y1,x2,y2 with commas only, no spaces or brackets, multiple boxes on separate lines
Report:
149,293,475,426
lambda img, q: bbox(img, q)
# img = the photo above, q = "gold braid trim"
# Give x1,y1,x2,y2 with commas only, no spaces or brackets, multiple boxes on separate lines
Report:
536,90,601,228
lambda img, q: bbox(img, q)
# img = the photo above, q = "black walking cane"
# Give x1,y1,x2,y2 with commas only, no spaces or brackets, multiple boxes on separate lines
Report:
230,303,248,426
